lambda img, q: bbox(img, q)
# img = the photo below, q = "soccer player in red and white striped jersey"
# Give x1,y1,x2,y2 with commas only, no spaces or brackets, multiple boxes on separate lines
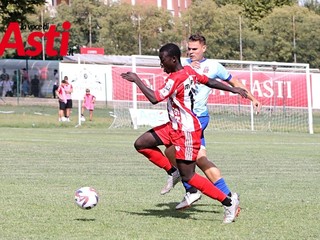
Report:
120,43,248,223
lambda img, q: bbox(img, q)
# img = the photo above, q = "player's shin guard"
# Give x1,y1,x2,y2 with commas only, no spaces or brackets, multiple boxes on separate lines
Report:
137,148,172,172
188,173,227,203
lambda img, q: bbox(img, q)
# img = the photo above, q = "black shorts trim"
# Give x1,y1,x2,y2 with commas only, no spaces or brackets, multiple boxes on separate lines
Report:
148,129,164,145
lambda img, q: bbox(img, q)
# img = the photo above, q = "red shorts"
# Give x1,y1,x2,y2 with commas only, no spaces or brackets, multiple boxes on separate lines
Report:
153,122,201,161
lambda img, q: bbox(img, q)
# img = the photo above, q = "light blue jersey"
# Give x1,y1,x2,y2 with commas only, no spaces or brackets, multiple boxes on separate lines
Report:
184,58,232,117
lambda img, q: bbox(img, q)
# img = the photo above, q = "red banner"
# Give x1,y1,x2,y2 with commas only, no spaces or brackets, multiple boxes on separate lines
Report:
112,66,308,107
80,47,104,55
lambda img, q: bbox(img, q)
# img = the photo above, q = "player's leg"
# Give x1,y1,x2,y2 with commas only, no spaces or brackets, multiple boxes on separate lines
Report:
65,100,72,121
81,105,86,121
177,160,228,203
174,130,239,224
165,145,201,209
177,159,239,223
58,102,67,122
89,110,93,121
196,115,234,198
196,153,231,196
134,123,180,194
174,116,210,209
175,115,235,210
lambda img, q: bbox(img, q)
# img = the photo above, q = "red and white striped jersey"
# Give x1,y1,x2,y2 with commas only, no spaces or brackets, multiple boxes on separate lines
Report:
154,65,209,132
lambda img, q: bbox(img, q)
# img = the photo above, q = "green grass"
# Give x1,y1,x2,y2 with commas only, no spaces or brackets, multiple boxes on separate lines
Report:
0,104,115,128
0,105,320,239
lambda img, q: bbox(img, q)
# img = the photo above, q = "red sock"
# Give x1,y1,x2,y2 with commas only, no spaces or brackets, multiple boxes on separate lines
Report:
188,173,227,203
137,148,172,172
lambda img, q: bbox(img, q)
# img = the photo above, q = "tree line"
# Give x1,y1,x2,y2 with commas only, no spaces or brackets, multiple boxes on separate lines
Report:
1,0,320,68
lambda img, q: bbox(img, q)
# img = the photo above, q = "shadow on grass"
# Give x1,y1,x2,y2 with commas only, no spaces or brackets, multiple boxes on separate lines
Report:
120,202,221,220
74,218,96,222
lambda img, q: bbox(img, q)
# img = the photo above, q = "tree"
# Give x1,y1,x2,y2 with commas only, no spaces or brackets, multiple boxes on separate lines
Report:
300,0,320,14
97,3,180,55
55,0,105,52
0,0,46,31
182,1,247,60
256,5,320,67
213,0,298,29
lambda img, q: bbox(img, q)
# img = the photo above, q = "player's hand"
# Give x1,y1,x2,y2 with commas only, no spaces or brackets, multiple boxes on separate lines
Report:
190,61,200,69
253,100,262,115
232,87,248,98
120,72,139,83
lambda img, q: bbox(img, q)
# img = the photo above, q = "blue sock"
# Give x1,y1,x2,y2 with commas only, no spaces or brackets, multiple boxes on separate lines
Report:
214,178,231,196
182,181,193,191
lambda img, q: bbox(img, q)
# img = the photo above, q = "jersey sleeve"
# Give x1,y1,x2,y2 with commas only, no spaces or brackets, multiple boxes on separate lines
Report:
184,65,209,85
154,77,175,102
215,62,232,81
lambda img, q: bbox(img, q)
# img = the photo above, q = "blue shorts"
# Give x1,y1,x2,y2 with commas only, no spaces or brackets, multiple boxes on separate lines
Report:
198,115,209,148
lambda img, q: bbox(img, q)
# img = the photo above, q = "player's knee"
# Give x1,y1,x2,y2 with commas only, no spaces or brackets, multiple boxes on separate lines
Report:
180,172,194,183
133,140,142,151
197,156,215,169
134,138,148,151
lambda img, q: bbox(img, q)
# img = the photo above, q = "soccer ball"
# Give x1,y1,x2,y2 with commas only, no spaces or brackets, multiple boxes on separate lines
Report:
74,187,99,210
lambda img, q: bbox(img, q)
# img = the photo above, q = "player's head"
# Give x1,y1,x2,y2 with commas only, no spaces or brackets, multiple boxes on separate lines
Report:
86,88,90,94
64,76,68,81
188,34,207,62
159,43,181,74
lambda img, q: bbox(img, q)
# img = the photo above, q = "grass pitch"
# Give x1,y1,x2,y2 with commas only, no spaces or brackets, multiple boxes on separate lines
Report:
0,105,319,239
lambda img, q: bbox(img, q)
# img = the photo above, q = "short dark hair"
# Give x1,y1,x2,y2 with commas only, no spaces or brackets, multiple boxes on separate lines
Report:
159,43,181,61
189,34,206,45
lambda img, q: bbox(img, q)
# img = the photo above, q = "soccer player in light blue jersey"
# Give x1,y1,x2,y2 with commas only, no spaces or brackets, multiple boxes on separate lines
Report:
163,34,261,223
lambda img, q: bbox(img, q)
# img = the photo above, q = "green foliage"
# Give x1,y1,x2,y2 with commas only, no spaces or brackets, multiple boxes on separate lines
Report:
256,5,320,66
182,2,255,60
54,1,179,55
0,0,46,31
301,0,320,14
55,0,105,52
215,0,297,30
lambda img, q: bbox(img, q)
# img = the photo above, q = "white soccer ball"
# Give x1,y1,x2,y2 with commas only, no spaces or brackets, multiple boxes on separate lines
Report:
74,187,99,210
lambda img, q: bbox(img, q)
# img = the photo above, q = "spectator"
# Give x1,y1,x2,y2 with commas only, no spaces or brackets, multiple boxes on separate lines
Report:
81,88,96,121
1,78,14,97
11,70,18,96
0,68,10,95
56,80,67,122
63,76,73,121
52,69,59,98
31,74,40,97
21,68,30,97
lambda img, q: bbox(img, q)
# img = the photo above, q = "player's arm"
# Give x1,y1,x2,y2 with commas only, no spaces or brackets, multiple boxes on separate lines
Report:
120,72,158,104
228,78,261,114
56,87,62,100
205,78,248,99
